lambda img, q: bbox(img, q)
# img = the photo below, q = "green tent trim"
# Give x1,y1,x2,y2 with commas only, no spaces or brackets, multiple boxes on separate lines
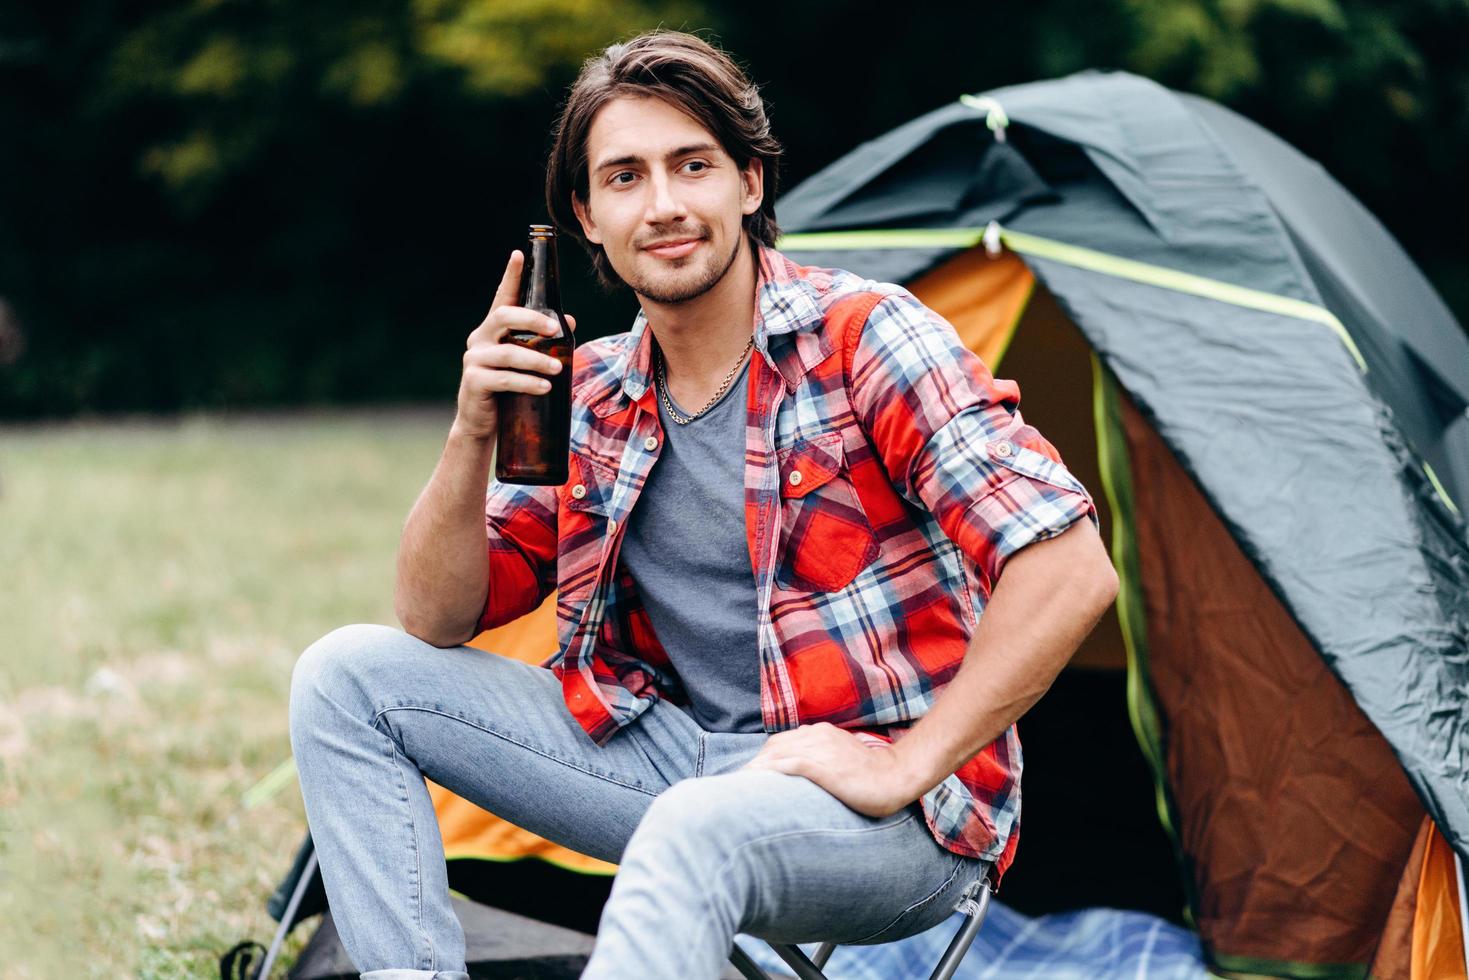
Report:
774,228,1469,519
1423,461,1461,515
985,278,1033,376
1090,338,1377,980
1209,952,1372,980
776,226,1367,373
1091,355,1199,930
244,756,298,810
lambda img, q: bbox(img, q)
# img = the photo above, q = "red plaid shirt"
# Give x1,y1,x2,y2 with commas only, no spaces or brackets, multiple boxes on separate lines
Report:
478,245,1096,874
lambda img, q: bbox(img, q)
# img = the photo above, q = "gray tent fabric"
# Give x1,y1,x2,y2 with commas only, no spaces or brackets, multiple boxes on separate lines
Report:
1180,92,1469,508
990,72,1326,307
776,70,1469,867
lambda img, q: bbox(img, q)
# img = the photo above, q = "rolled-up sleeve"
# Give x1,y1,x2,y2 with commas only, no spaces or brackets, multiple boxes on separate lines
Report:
477,481,559,632
848,290,1097,590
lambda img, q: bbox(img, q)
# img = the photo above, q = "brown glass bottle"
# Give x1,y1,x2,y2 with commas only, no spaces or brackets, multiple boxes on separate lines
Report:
495,225,574,485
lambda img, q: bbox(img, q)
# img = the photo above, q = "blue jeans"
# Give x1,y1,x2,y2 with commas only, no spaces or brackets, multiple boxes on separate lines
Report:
288,624,991,980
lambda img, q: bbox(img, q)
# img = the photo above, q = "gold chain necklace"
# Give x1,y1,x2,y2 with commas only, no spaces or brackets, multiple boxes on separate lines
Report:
655,334,755,425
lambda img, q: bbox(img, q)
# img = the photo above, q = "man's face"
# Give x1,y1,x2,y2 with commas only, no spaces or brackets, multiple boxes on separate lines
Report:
572,95,764,305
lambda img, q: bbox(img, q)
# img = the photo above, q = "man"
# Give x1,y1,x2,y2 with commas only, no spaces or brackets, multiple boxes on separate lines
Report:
290,30,1118,980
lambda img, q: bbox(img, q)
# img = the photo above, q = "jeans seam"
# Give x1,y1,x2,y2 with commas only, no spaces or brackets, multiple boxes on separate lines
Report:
674,812,921,976
380,734,434,970
842,854,972,945
371,703,658,796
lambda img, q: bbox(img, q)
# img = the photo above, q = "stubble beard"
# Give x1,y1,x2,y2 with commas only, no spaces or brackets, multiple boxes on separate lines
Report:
624,231,743,305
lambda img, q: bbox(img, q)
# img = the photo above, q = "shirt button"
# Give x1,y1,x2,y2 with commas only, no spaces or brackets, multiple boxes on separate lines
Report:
993,441,1015,459
607,518,618,533
788,470,803,487
570,484,587,499
643,436,658,451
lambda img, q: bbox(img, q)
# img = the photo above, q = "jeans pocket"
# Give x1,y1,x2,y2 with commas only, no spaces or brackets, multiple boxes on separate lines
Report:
845,854,988,947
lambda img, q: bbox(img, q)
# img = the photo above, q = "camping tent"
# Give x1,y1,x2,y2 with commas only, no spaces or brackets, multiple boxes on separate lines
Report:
775,69,1469,978
247,71,1469,980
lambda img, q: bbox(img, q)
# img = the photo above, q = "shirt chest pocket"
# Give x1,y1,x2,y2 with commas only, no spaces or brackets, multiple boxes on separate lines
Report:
776,432,880,592
559,450,619,563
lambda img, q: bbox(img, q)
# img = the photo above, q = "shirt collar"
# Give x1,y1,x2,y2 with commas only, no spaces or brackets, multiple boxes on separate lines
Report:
618,243,827,402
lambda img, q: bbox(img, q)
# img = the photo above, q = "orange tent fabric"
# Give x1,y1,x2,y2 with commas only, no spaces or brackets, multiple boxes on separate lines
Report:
1411,820,1467,978
908,247,1033,367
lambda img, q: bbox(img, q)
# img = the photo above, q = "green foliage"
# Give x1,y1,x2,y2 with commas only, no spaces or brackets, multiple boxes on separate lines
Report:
1121,0,1442,109
0,0,1464,417
415,0,703,95
1111,0,1469,294
99,0,699,213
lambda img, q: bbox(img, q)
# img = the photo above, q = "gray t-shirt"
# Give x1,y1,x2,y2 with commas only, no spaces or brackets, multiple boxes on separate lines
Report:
618,357,764,733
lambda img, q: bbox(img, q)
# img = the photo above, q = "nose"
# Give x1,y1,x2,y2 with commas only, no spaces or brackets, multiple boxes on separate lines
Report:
643,170,686,226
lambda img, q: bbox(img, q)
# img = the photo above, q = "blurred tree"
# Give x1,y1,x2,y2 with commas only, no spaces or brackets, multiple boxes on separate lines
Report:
0,0,1463,417
0,0,697,414
104,0,701,215
1125,0,1469,315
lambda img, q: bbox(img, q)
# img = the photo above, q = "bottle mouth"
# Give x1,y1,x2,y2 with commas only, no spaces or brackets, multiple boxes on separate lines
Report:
529,224,555,238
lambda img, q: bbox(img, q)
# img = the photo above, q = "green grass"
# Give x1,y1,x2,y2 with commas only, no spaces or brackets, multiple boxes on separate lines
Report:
0,409,453,977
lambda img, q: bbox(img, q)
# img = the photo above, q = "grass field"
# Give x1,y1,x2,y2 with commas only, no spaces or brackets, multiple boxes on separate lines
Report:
0,408,454,977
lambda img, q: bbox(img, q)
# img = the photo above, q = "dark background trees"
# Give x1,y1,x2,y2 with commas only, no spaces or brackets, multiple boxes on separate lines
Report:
2,0,1465,417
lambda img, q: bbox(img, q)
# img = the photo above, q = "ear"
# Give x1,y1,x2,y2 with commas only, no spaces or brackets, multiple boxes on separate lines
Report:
740,158,764,217
571,192,603,245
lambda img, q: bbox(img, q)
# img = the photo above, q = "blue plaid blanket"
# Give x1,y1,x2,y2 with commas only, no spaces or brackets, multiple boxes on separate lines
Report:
734,900,1208,979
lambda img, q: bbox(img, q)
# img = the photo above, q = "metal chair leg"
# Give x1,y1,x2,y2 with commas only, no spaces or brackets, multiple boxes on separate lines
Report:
768,942,831,980
730,874,993,980
257,845,320,979
729,941,780,980
928,878,992,980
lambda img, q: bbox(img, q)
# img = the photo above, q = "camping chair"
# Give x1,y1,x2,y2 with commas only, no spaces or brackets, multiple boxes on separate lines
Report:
233,833,993,980
727,876,993,980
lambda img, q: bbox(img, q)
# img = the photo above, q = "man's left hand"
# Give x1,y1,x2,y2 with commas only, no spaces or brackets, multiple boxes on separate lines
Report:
740,723,920,818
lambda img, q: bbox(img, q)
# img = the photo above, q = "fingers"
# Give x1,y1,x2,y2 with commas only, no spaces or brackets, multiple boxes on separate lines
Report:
745,754,800,776
488,250,524,313
471,251,577,344
464,340,563,378
463,365,554,396
466,306,562,348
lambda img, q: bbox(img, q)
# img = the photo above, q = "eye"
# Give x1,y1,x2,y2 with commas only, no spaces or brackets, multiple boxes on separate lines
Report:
681,160,710,174
609,171,638,186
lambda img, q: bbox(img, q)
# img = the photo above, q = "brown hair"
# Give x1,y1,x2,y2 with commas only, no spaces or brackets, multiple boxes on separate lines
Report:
545,31,782,289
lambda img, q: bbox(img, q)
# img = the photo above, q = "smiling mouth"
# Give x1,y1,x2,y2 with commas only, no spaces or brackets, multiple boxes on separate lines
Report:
643,238,703,260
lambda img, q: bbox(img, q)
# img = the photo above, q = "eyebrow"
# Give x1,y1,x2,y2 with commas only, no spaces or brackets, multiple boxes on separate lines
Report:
591,142,721,175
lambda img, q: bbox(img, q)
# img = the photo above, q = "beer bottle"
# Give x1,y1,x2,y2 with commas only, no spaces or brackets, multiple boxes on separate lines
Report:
495,225,574,485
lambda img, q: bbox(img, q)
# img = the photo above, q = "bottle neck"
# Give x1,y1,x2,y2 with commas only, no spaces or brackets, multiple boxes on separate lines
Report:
521,237,562,314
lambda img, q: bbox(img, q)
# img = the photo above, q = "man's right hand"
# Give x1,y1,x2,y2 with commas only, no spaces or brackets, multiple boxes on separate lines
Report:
454,250,577,442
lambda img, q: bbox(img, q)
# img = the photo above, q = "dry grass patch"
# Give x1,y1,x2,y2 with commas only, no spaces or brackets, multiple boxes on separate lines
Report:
0,408,451,977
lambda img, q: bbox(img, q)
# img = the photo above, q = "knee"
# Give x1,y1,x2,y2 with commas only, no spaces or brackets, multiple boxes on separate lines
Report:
624,773,796,917
288,624,406,734
633,770,788,853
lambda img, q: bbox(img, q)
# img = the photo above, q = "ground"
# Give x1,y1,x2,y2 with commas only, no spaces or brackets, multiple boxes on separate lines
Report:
0,408,451,978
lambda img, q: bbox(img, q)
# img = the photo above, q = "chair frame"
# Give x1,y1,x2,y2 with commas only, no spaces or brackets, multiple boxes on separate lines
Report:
728,876,993,980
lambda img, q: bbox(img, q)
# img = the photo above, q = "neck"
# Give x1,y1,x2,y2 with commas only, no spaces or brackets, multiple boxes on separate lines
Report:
641,237,759,404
